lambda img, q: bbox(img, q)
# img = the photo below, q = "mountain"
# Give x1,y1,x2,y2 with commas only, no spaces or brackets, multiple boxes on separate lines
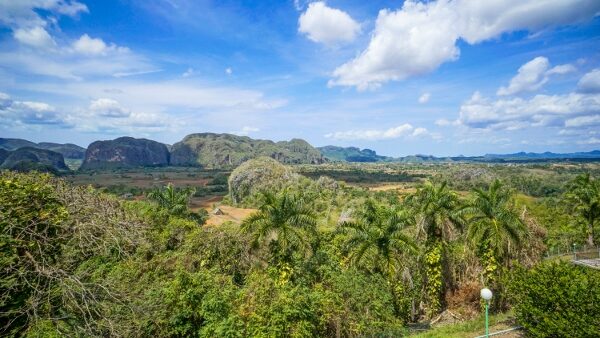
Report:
36,142,86,159
81,137,170,170
0,138,86,159
482,150,600,160
170,133,325,168
0,138,37,150
0,147,70,173
317,146,389,162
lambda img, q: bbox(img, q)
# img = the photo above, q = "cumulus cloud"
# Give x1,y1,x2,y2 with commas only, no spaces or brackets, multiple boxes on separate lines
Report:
13,26,56,49
418,93,431,104
0,92,68,126
88,98,130,118
329,0,600,90
325,124,437,140
298,1,360,45
72,34,129,56
497,57,575,96
577,69,600,93
456,91,600,130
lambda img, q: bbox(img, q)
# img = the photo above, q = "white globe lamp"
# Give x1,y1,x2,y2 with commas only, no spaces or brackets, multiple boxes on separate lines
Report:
481,288,493,337
480,288,493,301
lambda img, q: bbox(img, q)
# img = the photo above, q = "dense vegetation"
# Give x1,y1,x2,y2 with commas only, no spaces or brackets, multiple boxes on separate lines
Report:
1,160,599,337
317,146,389,162
0,147,70,173
171,133,325,168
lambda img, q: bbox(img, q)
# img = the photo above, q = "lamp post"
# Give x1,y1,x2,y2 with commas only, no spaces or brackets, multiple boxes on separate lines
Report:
480,288,493,338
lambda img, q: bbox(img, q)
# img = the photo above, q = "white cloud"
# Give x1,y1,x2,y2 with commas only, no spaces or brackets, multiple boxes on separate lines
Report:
565,115,600,128
88,98,130,118
0,0,88,30
329,0,600,90
578,69,600,93
225,67,233,75
72,34,128,56
298,1,360,45
231,126,260,136
456,91,600,130
0,92,68,126
418,92,431,104
182,67,194,77
497,57,575,96
13,26,56,48
324,123,436,140
577,137,600,145
547,64,577,75
0,47,155,80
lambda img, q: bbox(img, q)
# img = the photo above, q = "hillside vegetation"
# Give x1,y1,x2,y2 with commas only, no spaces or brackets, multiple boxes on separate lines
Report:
318,145,389,162
0,147,69,173
81,137,170,170
170,133,325,168
0,138,85,159
2,160,600,337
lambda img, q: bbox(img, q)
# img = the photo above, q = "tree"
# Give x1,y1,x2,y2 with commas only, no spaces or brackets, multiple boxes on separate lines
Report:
147,184,207,224
564,173,600,246
460,179,527,285
241,190,317,264
408,180,463,316
339,199,415,317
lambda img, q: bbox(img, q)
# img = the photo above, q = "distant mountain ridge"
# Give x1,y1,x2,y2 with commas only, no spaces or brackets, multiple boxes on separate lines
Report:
0,138,86,159
482,150,600,159
318,145,600,163
0,147,70,173
317,146,389,162
170,133,325,168
3,135,600,170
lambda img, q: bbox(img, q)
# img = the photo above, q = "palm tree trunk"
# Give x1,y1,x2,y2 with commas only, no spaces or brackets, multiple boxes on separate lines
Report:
588,224,595,247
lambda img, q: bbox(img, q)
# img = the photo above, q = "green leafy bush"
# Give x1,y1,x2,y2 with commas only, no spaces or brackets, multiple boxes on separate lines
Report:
510,261,600,337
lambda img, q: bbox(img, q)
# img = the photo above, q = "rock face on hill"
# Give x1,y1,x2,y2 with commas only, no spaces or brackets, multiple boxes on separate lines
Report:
0,138,86,159
318,146,389,162
81,137,170,170
170,133,325,168
0,147,70,172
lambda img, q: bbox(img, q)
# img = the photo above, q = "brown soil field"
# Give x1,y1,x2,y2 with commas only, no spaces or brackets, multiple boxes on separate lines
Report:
204,205,256,227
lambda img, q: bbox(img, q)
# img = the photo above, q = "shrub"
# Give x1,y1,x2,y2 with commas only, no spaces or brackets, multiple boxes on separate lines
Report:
509,261,600,337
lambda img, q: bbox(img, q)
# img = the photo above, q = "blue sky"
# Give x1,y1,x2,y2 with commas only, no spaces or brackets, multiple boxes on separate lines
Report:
1,0,600,156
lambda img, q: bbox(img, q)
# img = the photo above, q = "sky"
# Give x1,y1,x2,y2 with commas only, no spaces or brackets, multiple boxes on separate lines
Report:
0,0,600,157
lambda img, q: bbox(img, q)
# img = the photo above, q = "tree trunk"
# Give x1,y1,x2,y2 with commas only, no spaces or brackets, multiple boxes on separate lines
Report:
587,223,595,247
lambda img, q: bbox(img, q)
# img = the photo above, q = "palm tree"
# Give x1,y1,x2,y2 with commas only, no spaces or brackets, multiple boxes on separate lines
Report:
340,200,415,275
408,180,463,316
565,173,600,247
147,184,201,220
460,179,527,284
241,190,317,263
339,199,415,316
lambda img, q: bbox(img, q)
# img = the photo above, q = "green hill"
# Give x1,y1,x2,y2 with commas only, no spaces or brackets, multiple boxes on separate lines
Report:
0,147,70,173
0,138,86,159
81,137,170,170
318,145,389,162
170,133,325,168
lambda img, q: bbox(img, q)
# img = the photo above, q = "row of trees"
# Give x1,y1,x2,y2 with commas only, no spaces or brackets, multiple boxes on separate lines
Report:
241,179,528,318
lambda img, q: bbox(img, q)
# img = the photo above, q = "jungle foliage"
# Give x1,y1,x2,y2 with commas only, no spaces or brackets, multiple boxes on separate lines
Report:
1,162,599,337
